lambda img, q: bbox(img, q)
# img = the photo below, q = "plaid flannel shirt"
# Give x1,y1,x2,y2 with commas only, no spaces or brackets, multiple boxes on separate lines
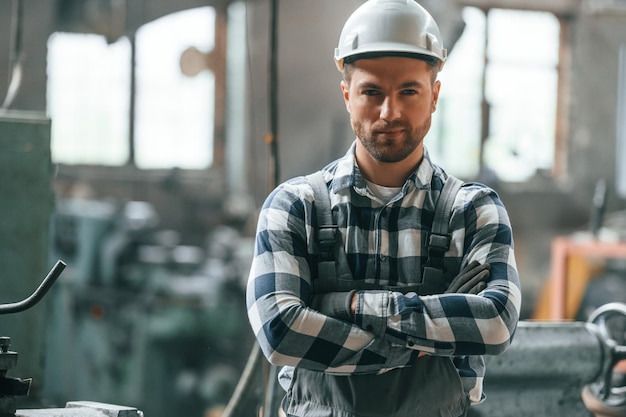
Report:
246,142,521,404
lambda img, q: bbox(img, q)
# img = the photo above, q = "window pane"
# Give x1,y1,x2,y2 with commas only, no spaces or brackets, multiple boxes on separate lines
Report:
431,8,560,182
484,66,557,181
47,33,130,165
484,9,559,182
134,7,216,170
488,9,560,67
430,7,485,178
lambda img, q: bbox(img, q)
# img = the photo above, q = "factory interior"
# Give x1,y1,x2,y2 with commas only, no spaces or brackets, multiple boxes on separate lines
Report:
1,0,626,416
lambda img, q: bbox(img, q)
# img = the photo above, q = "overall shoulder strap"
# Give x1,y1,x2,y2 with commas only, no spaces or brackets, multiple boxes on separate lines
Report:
432,175,464,237
306,171,339,280
421,175,464,294
305,171,463,295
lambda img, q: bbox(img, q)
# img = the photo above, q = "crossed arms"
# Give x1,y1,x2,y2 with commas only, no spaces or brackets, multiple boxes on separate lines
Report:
246,181,522,375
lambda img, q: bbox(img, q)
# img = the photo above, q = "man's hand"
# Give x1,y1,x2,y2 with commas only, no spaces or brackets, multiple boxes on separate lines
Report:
445,261,490,294
309,290,356,321
311,261,489,320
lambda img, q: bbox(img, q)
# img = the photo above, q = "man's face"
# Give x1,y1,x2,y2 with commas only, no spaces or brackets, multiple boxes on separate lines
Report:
341,56,440,164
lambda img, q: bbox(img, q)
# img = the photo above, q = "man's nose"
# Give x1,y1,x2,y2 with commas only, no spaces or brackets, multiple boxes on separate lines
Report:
380,96,401,121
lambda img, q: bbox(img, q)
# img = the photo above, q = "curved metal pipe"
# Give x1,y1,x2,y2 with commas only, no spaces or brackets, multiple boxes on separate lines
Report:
0,260,66,315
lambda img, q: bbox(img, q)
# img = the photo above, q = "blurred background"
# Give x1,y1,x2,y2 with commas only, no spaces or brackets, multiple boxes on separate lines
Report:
1,0,626,416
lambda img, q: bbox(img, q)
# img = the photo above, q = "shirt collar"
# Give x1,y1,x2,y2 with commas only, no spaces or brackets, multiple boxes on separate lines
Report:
329,140,439,193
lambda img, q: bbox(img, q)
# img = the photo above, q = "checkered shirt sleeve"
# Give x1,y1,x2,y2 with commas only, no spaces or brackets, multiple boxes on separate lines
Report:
246,148,521,381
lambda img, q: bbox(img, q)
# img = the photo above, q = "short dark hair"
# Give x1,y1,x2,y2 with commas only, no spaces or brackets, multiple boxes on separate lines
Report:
341,54,440,85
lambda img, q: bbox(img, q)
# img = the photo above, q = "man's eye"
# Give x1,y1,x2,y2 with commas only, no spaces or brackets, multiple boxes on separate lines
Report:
402,89,417,95
363,90,379,96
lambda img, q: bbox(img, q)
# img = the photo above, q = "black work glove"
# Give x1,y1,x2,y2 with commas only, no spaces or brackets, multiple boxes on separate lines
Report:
309,290,356,322
444,260,490,294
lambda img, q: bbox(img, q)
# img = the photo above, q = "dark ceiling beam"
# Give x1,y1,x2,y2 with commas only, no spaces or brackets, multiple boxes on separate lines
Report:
55,0,236,41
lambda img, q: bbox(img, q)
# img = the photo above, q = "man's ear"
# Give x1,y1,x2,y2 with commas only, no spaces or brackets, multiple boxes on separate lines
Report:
432,80,441,113
341,80,351,113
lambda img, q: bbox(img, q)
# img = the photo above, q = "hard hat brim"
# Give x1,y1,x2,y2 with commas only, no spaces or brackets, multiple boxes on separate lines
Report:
342,51,440,67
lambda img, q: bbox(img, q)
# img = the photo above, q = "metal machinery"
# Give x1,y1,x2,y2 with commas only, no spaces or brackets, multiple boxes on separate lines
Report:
0,111,54,402
4,183,626,417
44,198,257,417
223,303,626,417
469,302,626,417
0,261,145,417
0,110,256,417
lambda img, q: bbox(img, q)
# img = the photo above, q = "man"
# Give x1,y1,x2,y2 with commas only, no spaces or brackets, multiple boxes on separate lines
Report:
246,1,521,416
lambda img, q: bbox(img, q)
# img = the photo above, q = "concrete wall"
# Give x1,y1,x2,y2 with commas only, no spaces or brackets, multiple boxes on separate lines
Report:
570,11,626,207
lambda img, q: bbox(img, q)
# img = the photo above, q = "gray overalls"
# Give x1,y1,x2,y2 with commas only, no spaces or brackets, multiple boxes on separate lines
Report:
279,172,469,417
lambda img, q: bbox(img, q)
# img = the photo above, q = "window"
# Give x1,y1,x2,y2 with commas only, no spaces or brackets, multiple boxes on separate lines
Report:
430,8,562,182
134,7,216,169
47,33,131,165
47,6,216,169
617,44,626,198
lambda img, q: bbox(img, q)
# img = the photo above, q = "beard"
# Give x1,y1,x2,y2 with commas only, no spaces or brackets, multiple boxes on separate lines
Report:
352,116,432,163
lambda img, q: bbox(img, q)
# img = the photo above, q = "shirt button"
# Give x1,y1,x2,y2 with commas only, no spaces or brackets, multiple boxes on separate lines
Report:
380,255,386,261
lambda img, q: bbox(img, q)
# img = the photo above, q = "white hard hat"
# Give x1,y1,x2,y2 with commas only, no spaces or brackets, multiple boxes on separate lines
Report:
334,0,447,71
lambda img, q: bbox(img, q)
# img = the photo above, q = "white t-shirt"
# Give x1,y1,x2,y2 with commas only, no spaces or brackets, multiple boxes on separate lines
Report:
365,179,402,204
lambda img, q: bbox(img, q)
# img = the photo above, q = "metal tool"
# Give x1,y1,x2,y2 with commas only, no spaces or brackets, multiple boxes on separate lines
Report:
1,261,65,416
0,260,66,315
582,302,626,417
470,302,626,416
1,260,145,416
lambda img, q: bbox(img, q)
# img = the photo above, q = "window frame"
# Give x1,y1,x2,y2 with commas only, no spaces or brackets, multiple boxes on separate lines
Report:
49,6,229,180
454,2,574,183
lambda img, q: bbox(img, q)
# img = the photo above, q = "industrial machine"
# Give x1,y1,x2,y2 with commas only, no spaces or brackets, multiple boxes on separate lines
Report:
43,198,257,417
223,303,626,417
470,302,626,417
0,260,145,417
